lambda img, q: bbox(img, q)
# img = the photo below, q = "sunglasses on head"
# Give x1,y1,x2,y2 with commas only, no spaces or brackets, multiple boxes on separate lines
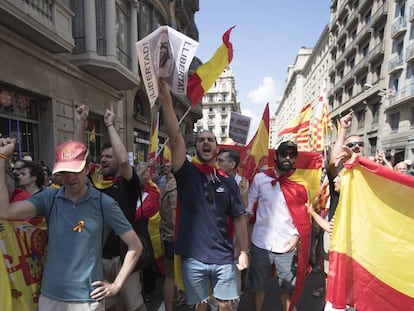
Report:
203,181,213,203
346,141,364,148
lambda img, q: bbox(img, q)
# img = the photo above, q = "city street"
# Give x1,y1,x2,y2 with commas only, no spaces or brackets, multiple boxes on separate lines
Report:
146,271,326,311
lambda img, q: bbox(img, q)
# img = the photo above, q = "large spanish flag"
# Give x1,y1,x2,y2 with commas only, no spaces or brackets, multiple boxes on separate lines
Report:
187,26,235,107
278,101,312,136
326,157,414,310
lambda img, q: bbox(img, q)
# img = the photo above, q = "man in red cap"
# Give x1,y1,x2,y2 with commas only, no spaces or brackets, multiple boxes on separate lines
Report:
0,137,142,311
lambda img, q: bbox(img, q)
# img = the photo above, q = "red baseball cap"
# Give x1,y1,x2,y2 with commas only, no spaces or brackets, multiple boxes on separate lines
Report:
52,141,89,174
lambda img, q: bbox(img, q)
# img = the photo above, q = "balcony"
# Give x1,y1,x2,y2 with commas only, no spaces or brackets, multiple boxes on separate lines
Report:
387,82,414,110
371,2,388,27
0,0,74,53
367,42,385,63
407,43,414,63
175,0,198,26
391,16,407,38
410,5,414,22
388,54,404,73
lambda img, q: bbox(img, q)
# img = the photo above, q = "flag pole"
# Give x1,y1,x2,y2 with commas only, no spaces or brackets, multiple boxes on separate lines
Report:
155,105,192,159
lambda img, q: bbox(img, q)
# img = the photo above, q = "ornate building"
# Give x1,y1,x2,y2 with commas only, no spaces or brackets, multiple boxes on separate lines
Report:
195,66,241,144
0,0,201,166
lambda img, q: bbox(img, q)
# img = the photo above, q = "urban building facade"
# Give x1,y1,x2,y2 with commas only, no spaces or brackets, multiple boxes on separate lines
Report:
0,0,201,168
195,66,241,144
274,0,414,163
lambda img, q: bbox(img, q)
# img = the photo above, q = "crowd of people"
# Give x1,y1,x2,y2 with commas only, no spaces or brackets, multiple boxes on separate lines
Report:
0,81,413,311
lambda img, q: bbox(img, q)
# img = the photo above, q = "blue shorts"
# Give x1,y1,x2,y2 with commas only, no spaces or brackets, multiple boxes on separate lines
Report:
181,257,240,305
249,243,296,293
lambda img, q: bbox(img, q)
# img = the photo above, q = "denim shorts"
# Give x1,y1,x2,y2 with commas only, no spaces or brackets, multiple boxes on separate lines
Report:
249,243,296,293
181,257,240,305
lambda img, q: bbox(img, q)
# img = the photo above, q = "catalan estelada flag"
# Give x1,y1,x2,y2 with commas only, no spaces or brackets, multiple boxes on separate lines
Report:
187,26,235,107
326,157,414,310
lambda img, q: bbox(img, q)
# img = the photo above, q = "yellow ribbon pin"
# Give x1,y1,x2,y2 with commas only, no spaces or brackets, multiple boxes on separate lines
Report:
73,221,85,233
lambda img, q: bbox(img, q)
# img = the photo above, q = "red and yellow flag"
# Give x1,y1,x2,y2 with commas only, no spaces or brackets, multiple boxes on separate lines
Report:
187,26,235,107
326,157,414,310
310,81,333,151
163,141,171,163
238,103,269,182
148,112,159,161
278,101,312,151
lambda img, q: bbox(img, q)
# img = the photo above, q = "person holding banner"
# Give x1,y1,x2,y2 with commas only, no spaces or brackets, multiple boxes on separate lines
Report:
158,80,249,311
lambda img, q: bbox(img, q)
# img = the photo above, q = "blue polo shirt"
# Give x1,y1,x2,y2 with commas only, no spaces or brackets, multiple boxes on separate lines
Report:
174,160,245,264
29,185,132,302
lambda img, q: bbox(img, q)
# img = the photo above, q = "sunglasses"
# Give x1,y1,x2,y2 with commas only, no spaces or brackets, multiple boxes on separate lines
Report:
279,151,297,158
346,141,364,148
203,181,214,203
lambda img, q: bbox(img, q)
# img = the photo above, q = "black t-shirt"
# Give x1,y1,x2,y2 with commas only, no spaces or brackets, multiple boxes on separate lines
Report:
95,169,140,259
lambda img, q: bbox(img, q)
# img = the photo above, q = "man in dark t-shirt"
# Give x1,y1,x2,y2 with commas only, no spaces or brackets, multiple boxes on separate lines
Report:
74,101,146,311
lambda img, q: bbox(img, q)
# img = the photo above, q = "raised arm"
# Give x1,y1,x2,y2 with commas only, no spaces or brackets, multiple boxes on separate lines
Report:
0,138,36,220
158,79,186,172
329,111,353,176
104,102,133,181
73,98,89,142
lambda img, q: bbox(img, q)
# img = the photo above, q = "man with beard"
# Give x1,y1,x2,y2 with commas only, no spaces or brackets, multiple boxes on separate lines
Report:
247,141,310,311
74,102,146,311
158,80,249,311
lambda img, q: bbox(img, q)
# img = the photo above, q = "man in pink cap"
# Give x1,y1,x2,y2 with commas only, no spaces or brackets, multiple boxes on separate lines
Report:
0,138,142,311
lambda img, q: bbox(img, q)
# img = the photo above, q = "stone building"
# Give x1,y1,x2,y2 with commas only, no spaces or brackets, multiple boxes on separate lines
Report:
0,0,201,167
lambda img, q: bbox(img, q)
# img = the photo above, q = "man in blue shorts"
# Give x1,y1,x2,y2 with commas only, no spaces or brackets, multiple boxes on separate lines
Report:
158,80,249,311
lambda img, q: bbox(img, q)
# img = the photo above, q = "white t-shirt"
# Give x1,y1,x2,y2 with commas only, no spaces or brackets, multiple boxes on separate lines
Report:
247,171,299,253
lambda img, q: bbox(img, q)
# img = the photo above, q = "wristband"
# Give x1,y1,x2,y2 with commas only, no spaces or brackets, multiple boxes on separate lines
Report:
106,123,114,128
0,153,8,160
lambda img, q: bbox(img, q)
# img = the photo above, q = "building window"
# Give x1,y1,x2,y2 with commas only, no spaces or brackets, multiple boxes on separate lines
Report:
390,111,400,132
221,127,226,134
372,102,380,124
116,1,131,68
411,107,414,128
356,110,365,129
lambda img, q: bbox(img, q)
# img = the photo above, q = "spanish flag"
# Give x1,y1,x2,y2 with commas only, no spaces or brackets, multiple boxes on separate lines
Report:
326,157,414,310
239,103,269,182
278,101,312,151
187,26,235,107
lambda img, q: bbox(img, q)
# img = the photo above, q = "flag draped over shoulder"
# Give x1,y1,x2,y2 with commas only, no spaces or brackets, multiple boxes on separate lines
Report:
239,103,269,182
326,157,414,311
278,102,312,151
187,26,235,107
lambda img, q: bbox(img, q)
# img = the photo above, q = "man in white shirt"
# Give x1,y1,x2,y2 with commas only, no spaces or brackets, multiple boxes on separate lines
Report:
247,141,307,311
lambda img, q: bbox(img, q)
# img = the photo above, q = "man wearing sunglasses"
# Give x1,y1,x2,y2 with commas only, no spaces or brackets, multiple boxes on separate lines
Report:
158,80,249,311
247,141,311,311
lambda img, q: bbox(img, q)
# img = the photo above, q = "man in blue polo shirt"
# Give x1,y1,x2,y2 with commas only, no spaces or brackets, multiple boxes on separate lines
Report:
0,138,142,311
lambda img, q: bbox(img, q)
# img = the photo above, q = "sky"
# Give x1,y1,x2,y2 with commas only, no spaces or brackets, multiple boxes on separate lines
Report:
194,1,331,141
